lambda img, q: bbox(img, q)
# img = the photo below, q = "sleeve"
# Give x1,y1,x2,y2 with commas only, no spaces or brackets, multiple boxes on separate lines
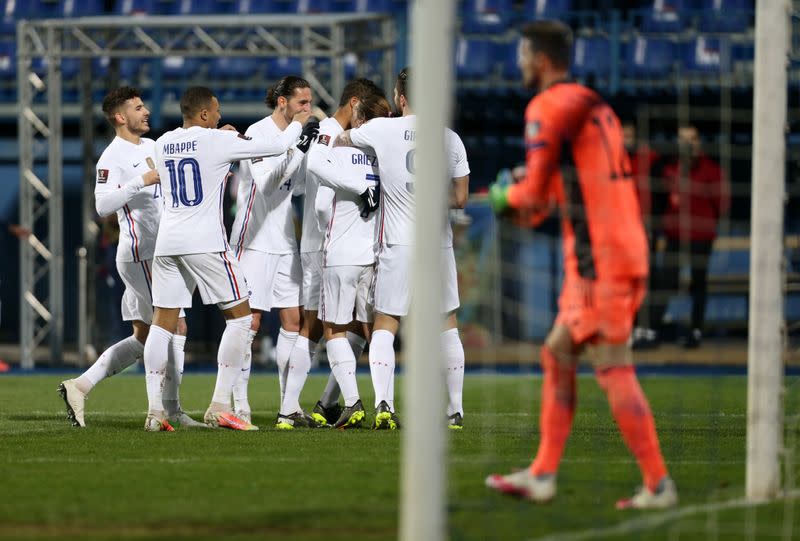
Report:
248,146,305,197
93,161,145,218
291,153,307,196
349,119,381,150
216,122,303,163
506,100,563,212
448,132,470,179
315,185,336,232
309,150,370,195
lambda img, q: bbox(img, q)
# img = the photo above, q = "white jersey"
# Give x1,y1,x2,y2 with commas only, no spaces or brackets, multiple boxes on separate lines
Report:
300,116,344,254
94,136,162,263
230,116,305,255
154,122,301,256
310,146,379,267
349,115,470,248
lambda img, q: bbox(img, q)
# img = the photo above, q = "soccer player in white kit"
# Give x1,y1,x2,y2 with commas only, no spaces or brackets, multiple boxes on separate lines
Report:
289,78,386,428
309,93,390,428
143,86,314,431
335,68,470,429
228,76,322,428
58,87,201,429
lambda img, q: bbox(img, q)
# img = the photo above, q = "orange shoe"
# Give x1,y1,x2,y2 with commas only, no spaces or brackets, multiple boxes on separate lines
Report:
0,360,10,373
204,408,259,431
144,413,175,432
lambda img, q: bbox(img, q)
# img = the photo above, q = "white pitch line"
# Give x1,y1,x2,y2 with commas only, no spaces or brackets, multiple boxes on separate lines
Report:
529,489,800,541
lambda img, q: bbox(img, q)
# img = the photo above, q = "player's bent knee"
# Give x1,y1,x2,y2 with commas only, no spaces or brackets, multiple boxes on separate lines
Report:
175,317,188,337
219,298,251,319
590,342,633,369
132,320,150,344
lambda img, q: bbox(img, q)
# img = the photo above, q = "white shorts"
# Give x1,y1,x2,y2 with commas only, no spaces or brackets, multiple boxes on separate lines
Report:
117,259,155,324
151,251,250,309
373,244,459,317
237,248,301,311
320,265,374,325
300,251,323,311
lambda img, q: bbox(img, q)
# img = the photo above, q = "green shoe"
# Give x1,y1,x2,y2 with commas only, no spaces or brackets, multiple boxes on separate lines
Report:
334,399,366,429
373,401,400,430
448,412,463,430
311,400,344,426
276,410,328,430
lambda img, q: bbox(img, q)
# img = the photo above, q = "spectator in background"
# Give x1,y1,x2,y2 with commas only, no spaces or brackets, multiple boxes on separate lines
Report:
635,124,730,349
0,220,31,372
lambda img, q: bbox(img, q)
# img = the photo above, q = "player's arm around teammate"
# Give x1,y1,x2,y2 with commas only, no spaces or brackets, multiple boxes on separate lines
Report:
59,87,199,429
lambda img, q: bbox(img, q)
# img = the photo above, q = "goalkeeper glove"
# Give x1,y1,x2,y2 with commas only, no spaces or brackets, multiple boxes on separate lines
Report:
359,185,380,218
488,182,511,214
297,120,320,153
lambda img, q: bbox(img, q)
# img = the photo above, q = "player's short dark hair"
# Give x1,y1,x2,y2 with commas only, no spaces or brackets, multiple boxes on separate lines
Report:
339,77,385,107
101,86,141,125
266,75,311,108
520,20,573,70
180,86,216,119
355,93,391,123
394,66,410,103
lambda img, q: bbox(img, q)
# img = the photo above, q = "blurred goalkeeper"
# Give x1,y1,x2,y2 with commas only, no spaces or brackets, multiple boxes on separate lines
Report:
484,20,677,509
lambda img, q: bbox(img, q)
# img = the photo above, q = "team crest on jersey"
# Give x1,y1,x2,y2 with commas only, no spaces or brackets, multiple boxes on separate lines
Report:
237,133,252,140
97,169,109,183
526,120,541,139
318,134,331,146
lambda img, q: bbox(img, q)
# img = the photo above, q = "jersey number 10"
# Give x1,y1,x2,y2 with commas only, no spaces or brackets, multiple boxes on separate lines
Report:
592,113,632,181
165,158,204,207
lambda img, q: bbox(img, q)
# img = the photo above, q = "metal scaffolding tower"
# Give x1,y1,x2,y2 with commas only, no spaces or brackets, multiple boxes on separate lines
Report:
16,13,395,368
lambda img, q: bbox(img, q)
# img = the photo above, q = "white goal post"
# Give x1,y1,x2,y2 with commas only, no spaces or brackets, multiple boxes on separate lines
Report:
746,0,789,502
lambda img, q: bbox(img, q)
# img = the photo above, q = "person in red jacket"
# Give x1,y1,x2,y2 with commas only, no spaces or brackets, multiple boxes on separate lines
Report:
635,124,730,349
484,20,676,509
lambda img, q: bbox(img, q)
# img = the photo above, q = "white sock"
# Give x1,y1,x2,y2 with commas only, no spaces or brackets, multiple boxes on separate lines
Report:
327,337,359,407
233,328,257,413
346,331,367,361
369,329,395,410
76,335,144,394
162,334,187,415
276,328,298,403
320,372,341,407
143,326,172,413
211,314,253,405
441,328,465,416
280,335,313,415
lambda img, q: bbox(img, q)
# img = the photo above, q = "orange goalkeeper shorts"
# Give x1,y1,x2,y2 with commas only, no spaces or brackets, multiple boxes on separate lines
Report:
555,274,646,346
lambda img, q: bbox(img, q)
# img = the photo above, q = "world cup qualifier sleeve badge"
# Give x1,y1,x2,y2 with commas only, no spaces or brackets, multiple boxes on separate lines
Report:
97,169,109,183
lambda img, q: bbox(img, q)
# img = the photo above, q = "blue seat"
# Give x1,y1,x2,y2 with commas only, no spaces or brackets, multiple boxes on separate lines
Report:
162,56,201,78
499,41,518,80
698,0,752,33
119,58,146,80
267,56,303,78
285,0,334,12
641,0,687,33
337,0,393,12
625,36,674,78
0,42,15,79
522,0,571,20
572,36,610,78
209,57,259,78
455,38,493,80
62,0,106,17
163,0,233,14
115,0,162,15
461,0,512,34
233,0,284,12
683,36,731,74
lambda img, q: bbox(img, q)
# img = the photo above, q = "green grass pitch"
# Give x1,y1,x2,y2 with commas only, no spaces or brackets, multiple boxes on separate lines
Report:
0,372,798,541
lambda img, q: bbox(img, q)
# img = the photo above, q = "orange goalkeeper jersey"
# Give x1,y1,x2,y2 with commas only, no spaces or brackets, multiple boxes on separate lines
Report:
507,82,648,280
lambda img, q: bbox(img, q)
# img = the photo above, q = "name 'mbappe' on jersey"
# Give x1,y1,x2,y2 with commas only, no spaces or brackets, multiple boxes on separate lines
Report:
154,122,302,257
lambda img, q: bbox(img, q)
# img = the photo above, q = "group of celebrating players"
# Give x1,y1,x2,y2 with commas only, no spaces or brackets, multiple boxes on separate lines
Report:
57,66,469,434
57,19,679,510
